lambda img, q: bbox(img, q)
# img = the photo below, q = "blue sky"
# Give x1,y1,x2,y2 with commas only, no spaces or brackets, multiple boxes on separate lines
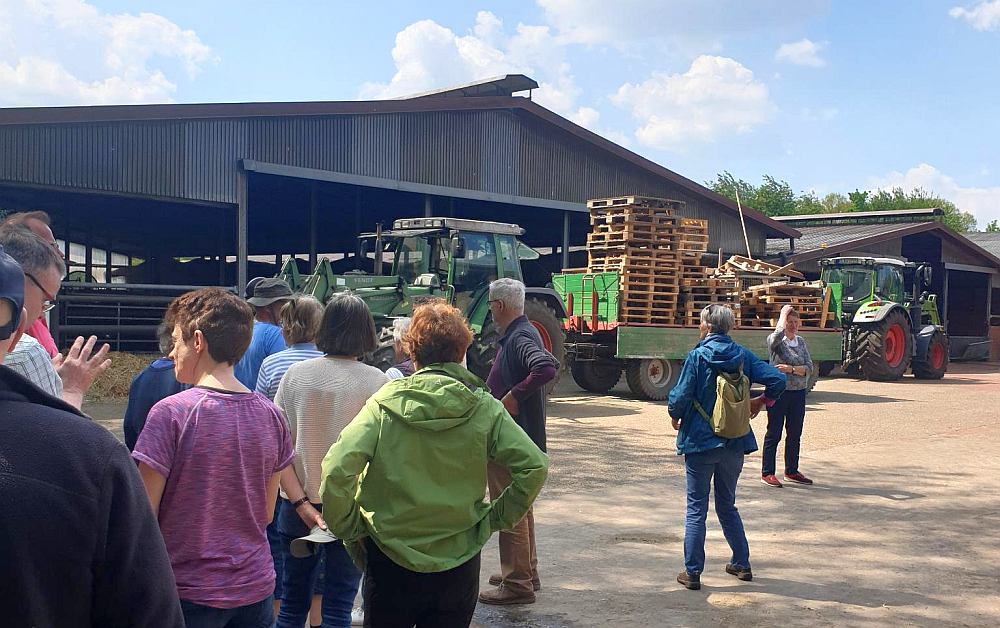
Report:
2,0,999,225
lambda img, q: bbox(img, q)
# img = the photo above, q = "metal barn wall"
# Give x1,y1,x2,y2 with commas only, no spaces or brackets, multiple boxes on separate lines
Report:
0,108,768,255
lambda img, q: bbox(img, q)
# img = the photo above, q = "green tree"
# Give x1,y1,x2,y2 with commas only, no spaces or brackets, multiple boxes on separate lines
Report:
986,220,1000,232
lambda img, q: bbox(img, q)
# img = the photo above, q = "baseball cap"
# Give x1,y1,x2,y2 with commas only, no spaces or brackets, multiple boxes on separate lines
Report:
246,278,292,307
290,525,338,558
0,246,24,340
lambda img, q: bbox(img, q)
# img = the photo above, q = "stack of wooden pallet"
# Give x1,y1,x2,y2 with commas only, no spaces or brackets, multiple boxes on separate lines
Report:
739,280,832,329
680,268,740,326
587,196,684,324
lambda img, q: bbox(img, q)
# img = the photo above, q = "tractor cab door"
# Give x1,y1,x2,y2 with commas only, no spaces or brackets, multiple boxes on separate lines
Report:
449,232,499,314
875,265,906,304
496,234,524,282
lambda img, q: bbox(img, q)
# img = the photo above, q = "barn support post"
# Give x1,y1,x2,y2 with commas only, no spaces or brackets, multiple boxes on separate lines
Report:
237,169,249,294
309,182,318,271
424,195,433,218
562,210,570,269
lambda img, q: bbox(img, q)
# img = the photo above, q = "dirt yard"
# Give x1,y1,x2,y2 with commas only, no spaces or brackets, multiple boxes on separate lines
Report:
83,363,1000,627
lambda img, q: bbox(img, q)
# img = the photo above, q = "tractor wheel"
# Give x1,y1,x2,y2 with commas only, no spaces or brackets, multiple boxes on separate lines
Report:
912,331,949,379
855,309,913,381
570,360,622,393
625,359,681,401
818,361,837,377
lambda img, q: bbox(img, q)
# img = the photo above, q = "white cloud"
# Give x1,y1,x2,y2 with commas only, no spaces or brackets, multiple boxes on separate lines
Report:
0,0,213,106
611,55,772,150
359,12,630,145
775,38,827,67
949,1,1000,31
869,163,1000,226
537,0,828,48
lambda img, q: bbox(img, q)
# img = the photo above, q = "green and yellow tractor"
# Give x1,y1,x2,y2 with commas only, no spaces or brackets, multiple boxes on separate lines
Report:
820,257,948,381
277,217,567,380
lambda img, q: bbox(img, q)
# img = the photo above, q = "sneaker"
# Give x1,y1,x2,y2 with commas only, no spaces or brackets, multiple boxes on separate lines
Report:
784,472,813,485
489,574,541,591
478,584,536,605
761,474,783,488
676,571,701,590
725,564,753,581
351,607,364,626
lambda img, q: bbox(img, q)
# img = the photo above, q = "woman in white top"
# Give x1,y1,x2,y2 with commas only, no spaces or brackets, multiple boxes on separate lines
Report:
274,294,388,628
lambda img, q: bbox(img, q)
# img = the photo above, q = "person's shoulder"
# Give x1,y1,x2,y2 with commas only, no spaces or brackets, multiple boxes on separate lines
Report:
1,396,122,463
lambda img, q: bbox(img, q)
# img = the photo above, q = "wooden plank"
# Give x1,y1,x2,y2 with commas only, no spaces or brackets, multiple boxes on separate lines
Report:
587,196,685,210
766,262,806,280
819,286,832,329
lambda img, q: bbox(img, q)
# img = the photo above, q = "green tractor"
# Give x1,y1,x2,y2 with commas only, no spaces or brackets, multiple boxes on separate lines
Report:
277,217,567,380
820,257,949,381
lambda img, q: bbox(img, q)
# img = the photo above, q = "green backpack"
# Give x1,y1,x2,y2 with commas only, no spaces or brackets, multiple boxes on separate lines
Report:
692,362,752,439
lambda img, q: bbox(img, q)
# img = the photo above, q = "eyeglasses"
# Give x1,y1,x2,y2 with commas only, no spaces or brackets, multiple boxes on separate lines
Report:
25,272,57,312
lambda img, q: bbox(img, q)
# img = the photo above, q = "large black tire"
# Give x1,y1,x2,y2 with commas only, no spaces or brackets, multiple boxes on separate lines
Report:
912,330,949,379
467,299,566,394
818,361,837,377
625,359,682,401
570,360,622,393
855,308,913,381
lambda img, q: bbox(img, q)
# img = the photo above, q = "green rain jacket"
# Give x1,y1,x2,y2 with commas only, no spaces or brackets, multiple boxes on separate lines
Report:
320,362,549,573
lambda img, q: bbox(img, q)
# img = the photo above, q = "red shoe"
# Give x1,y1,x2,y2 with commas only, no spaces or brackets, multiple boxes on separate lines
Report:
760,474,783,488
784,472,813,485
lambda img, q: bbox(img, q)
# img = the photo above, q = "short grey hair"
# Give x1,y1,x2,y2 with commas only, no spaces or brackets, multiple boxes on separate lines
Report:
391,317,412,344
700,303,735,335
0,227,65,276
489,278,525,311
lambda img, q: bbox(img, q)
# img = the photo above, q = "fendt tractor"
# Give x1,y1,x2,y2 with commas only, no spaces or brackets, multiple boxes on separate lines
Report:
820,257,949,381
277,217,567,382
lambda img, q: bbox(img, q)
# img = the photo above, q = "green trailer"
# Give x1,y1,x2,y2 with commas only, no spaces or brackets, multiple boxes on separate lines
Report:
553,271,844,400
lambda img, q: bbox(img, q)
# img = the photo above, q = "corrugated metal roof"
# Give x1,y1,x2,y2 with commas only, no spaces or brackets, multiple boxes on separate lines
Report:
767,222,930,256
0,95,798,238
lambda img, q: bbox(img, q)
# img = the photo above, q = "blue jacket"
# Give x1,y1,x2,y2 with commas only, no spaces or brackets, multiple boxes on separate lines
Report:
668,333,786,456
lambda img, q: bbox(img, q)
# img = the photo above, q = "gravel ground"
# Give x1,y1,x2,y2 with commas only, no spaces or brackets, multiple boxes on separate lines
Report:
83,362,1000,627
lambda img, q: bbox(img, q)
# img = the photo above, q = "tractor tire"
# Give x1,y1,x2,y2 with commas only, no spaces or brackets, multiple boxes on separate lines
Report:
818,361,837,377
570,360,622,393
912,331,949,379
467,299,566,394
855,309,913,381
625,359,681,401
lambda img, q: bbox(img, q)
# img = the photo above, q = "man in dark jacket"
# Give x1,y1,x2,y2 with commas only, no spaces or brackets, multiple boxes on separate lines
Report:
0,247,184,627
480,278,558,605
668,304,786,591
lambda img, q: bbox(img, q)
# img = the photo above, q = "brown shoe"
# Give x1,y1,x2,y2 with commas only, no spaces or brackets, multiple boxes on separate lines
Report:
478,584,536,605
489,574,541,591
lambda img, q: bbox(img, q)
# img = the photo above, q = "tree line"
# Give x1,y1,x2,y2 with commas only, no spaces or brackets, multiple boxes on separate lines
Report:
706,171,980,233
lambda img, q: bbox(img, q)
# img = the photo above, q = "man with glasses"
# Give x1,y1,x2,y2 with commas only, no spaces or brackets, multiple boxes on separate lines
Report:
0,211,61,357
0,227,110,409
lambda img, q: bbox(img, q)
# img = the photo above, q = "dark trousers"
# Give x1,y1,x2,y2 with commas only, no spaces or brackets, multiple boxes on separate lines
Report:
362,538,480,628
762,388,807,476
180,596,273,628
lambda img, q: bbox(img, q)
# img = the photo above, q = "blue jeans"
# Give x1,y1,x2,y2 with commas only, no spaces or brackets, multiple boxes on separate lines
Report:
683,446,751,575
275,499,361,628
180,595,273,628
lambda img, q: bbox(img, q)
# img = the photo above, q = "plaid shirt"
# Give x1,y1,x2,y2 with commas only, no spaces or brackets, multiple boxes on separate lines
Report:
5,334,62,398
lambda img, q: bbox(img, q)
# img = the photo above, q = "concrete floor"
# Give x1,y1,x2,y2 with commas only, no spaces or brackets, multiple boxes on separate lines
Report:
83,362,1000,627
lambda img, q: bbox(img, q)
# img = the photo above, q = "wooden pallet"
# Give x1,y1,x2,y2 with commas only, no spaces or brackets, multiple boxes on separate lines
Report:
587,196,686,211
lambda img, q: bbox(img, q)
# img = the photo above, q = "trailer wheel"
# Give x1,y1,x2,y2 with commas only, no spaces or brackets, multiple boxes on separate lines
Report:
912,331,949,380
570,360,622,393
625,359,681,401
818,361,837,377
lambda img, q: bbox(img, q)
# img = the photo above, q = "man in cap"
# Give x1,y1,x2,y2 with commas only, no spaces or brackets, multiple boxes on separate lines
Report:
234,277,293,388
0,246,184,627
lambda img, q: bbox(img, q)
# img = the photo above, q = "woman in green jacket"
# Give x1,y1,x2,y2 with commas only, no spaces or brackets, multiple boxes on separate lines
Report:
320,300,548,627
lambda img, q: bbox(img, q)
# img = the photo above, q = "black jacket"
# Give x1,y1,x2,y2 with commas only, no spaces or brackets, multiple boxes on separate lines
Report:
0,365,184,627
487,315,559,452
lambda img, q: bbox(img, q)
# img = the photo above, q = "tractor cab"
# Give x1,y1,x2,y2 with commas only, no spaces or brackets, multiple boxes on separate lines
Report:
820,257,908,322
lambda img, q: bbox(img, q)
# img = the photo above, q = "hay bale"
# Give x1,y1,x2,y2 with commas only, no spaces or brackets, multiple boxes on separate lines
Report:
86,352,160,401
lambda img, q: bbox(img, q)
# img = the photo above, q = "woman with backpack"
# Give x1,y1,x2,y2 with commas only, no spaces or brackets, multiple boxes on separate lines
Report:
761,305,815,488
667,304,786,591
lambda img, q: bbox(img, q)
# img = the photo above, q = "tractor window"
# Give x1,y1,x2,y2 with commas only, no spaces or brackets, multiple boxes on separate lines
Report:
452,233,497,294
876,266,905,302
395,237,428,283
497,235,522,281
824,267,872,304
